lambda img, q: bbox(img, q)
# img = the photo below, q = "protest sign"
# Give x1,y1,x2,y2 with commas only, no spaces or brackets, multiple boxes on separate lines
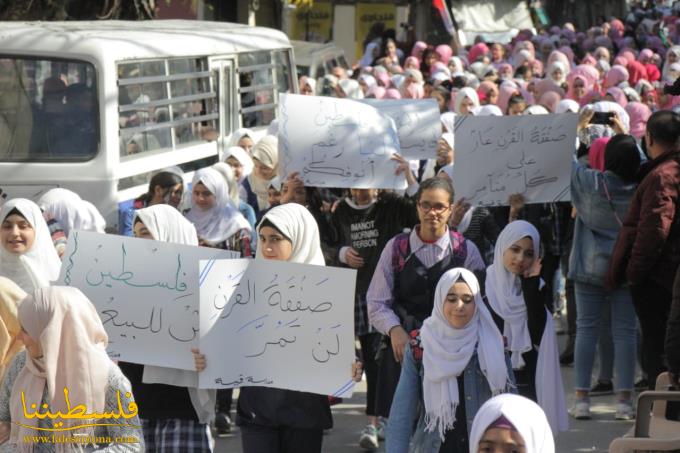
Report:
453,113,577,206
278,93,406,190
198,258,357,397
360,98,441,160
56,231,239,370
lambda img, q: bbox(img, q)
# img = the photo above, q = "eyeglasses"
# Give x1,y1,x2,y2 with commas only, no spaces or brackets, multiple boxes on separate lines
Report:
417,201,451,213
445,293,475,304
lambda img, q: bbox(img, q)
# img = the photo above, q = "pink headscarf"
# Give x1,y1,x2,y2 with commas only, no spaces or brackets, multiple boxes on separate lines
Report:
404,56,420,70
498,63,514,80
605,86,628,107
402,81,425,99
535,78,565,100
436,44,454,64
638,48,654,63
368,85,386,99
581,54,597,66
530,59,544,77
513,50,534,69
469,42,490,64
627,61,649,86
547,50,571,69
498,81,521,113
625,101,652,139
613,56,628,66
605,65,629,88
375,72,391,88
566,75,591,103
588,137,611,172
539,91,562,113
478,81,500,105
610,19,624,35
559,46,575,66
411,41,428,61
384,88,402,99
619,50,636,65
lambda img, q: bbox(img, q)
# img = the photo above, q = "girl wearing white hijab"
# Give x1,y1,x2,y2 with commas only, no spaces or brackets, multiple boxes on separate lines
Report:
186,168,252,256
120,204,215,452
226,128,255,154
193,203,361,453
337,79,365,99
211,162,257,236
485,220,568,435
0,199,61,294
0,286,143,452
469,394,554,453
387,268,511,452
358,74,377,96
244,135,279,215
38,188,106,237
454,88,480,115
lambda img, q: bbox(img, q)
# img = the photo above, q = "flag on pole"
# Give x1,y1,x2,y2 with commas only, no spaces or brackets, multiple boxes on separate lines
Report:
433,0,456,36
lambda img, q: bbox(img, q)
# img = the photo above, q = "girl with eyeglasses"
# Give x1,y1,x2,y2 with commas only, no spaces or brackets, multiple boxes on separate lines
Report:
386,268,512,452
367,177,486,425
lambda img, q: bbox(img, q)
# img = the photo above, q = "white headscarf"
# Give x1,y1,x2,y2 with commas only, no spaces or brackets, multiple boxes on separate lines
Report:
339,79,365,99
359,74,377,93
0,199,61,293
222,146,254,181
38,188,106,237
485,220,539,368
211,162,241,207
555,99,579,113
441,132,454,151
256,203,324,266
473,105,503,116
226,128,254,149
186,168,251,245
547,61,568,85
662,46,680,81
524,105,550,115
592,100,630,133
454,87,480,114
133,204,216,425
248,135,279,211
468,394,555,453
421,268,509,441
485,220,568,434
440,112,456,133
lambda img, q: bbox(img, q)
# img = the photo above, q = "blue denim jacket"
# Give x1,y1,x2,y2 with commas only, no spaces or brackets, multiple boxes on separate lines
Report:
386,343,515,453
568,161,637,286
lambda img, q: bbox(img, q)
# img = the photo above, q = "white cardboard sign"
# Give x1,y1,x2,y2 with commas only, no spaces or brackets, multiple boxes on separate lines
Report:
278,93,407,190
453,113,577,206
56,231,239,370
198,258,357,397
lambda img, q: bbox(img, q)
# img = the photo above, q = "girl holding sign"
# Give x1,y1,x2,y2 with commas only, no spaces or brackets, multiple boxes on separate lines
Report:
0,199,61,294
484,220,568,435
193,203,362,453
121,204,216,452
386,268,512,453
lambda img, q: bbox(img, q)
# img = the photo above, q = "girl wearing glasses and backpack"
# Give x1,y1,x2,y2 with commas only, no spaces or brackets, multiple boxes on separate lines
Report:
367,177,486,424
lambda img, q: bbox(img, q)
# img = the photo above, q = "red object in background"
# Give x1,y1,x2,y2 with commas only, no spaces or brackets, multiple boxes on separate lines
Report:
433,0,456,36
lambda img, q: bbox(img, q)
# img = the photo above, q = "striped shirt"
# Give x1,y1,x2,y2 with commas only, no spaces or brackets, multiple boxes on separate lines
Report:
367,226,486,335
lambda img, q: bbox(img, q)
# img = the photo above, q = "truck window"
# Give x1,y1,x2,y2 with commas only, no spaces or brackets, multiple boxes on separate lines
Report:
0,57,99,162
118,57,218,158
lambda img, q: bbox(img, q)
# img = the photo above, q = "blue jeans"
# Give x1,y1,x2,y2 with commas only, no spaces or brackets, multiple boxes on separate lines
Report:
574,282,637,392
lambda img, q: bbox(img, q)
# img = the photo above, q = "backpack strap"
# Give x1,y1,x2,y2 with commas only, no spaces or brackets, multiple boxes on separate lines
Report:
449,230,468,265
390,232,411,276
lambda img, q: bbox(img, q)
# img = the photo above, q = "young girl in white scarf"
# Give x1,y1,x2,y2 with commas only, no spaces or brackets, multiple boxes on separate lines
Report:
468,393,555,453
119,204,216,452
485,220,568,435
0,199,61,293
186,168,252,256
386,268,512,453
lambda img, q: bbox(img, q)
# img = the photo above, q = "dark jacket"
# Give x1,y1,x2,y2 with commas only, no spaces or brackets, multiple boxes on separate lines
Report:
666,266,680,375
608,149,680,291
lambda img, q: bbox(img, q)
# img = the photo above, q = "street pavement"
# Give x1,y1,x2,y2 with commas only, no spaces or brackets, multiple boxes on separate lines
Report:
215,329,635,452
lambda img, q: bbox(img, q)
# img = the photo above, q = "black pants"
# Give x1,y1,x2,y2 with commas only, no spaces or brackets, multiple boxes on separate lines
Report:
240,424,323,453
216,389,233,415
630,280,672,389
561,249,576,338
541,252,562,311
358,332,381,417
374,339,401,418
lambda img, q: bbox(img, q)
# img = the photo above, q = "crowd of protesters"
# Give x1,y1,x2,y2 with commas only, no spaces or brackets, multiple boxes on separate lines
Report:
1,1,680,452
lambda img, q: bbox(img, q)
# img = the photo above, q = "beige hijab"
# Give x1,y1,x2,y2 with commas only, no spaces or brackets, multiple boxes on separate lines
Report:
9,287,111,447
0,277,26,381
248,135,279,211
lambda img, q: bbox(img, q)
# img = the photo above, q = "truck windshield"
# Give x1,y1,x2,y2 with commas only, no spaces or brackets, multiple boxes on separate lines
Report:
0,56,99,162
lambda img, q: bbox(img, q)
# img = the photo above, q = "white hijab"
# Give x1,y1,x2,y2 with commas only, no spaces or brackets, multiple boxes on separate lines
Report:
222,146,254,181
485,220,568,434
339,79,365,99
0,199,61,293
468,394,555,453
454,87,480,114
38,188,106,236
248,135,279,211
226,128,254,148
256,203,324,266
421,268,509,441
212,162,241,207
186,168,251,246
133,204,217,424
